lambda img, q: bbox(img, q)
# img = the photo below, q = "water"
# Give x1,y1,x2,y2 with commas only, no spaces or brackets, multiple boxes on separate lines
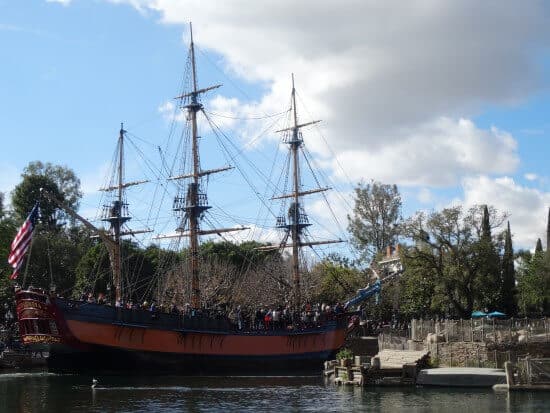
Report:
0,371,548,412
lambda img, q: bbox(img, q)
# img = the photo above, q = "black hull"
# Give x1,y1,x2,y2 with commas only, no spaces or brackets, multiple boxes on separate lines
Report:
47,344,334,375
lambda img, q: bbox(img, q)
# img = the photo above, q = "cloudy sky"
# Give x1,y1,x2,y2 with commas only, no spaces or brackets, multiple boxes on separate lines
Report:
1,0,549,254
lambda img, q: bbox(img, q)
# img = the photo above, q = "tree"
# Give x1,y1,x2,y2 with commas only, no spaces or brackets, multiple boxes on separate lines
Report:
402,205,507,318
399,247,441,319
500,221,517,315
309,259,365,305
517,249,550,316
535,238,543,253
0,196,17,312
74,240,157,304
348,181,402,262
476,205,502,310
11,174,64,228
22,161,82,212
0,192,4,219
22,231,78,294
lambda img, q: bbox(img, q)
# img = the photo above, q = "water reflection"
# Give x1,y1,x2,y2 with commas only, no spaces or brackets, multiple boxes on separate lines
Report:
1,371,549,412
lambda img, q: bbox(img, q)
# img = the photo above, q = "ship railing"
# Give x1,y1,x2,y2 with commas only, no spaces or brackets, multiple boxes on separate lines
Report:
56,298,350,333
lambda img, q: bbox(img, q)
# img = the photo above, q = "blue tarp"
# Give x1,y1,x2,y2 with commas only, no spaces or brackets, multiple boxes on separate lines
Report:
471,311,487,318
487,311,506,318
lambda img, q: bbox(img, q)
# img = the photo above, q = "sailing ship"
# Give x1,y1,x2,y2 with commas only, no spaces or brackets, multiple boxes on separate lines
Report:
14,26,351,373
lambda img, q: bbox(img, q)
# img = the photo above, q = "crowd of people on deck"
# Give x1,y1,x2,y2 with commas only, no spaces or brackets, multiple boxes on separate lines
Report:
76,290,348,331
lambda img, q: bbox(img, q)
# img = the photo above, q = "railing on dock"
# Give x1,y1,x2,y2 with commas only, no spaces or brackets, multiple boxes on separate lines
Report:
411,318,549,344
516,357,550,385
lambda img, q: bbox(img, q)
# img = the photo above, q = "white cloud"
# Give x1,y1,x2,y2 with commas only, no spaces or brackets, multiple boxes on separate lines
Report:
524,173,538,181
327,117,518,186
417,188,433,204
46,0,72,5
107,0,548,187
462,175,550,249
158,101,185,123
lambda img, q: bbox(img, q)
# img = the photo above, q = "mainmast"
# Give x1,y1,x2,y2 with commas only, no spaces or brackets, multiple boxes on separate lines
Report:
168,23,244,309
289,75,304,311
187,24,204,309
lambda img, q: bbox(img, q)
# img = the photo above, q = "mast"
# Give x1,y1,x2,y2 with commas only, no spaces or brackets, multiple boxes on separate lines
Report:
272,75,342,311
290,74,302,310
188,23,202,309
101,124,130,304
100,124,152,303
169,23,245,309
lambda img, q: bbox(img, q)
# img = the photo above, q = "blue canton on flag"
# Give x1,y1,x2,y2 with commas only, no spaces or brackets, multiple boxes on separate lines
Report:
7,202,39,280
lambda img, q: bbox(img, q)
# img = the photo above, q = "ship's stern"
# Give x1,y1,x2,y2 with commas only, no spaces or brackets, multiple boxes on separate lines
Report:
15,288,62,350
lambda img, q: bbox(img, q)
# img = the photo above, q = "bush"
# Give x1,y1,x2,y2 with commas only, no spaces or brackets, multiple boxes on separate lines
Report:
336,348,353,360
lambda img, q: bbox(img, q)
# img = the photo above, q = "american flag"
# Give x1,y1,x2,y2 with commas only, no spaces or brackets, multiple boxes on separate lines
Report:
7,202,39,280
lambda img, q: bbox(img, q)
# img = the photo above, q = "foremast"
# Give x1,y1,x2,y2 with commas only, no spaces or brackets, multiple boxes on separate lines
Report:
101,125,130,304
41,124,148,305
100,124,149,304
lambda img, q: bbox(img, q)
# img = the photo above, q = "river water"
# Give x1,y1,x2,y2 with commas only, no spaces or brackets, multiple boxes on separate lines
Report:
0,371,548,412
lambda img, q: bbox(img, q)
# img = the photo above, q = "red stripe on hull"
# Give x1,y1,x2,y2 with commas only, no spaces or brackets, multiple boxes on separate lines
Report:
65,319,346,356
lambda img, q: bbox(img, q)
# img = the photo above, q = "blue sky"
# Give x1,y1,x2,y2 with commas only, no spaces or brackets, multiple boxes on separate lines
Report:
1,0,549,256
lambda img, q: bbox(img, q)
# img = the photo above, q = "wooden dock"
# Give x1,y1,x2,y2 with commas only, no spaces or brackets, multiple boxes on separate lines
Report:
493,358,550,391
325,350,430,386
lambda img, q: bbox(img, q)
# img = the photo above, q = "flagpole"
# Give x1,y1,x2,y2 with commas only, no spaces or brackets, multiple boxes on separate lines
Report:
21,232,36,288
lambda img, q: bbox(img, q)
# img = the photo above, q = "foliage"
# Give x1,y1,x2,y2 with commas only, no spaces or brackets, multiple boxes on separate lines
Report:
309,259,365,305
401,205,508,319
74,240,157,304
399,248,440,318
475,205,502,311
360,279,401,321
500,222,517,315
535,238,543,253
348,181,402,263
428,357,440,368
336,348,353,360
23,161,82,212
18,225,94,296
0,203,16,309
12,174,64,228
200,240,280,270
517,250,550,316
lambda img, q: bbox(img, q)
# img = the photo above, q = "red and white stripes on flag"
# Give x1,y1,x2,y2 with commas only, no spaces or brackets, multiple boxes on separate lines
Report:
7,203,39,280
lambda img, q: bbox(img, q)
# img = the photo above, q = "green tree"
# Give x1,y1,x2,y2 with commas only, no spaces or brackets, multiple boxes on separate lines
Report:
11,174,64,228
535,238,543,253
310,260,365,305
476,205,502,310
0,195,17,310
517,249,550,316
74,240,157,304
23,161,82,211
200,240,280,270
402,205,506,318
399,246,441,318
348,181,402,262
500,221,517,315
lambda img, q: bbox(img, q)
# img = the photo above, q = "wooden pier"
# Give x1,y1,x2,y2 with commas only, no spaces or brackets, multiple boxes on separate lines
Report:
324,350,430,386
493,358,550,391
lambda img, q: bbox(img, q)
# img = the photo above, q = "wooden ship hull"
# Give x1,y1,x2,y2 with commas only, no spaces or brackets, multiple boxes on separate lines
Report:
16,289,348,373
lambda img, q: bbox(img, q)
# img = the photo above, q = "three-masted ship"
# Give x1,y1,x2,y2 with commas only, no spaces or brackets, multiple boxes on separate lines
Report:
14,26,349,373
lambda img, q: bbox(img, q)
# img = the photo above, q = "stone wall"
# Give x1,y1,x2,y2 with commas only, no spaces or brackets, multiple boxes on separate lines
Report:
428,341,489,367
347,336,379,356
428,341,550,368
